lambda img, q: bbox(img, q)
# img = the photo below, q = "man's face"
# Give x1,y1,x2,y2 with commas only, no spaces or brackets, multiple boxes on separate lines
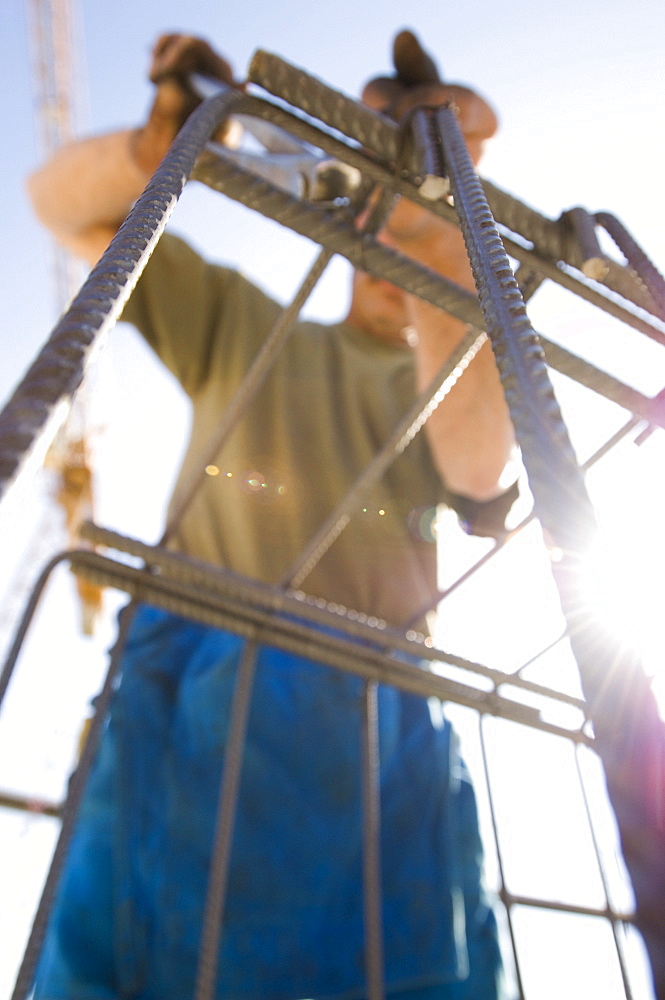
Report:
360,80,497,169
345,31,497,346
344,194,415,347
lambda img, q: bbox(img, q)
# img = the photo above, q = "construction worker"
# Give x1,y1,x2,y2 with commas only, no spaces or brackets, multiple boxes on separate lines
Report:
29,30,516,1000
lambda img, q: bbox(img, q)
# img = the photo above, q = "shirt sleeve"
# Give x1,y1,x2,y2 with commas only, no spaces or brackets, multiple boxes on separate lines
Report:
120,232,237,397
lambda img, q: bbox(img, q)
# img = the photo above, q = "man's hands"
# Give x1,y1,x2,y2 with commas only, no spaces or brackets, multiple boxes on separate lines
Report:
132,34,238,174
27,33,240,264
361,31,497,253
355,33,514,501
361,30,497,167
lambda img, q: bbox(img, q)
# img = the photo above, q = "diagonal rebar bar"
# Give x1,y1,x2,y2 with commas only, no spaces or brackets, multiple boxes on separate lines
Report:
280,327,487,589
0,87,243,506
248,49,664,322
430,102,597,555
4,49,665,1000
161,245,334,543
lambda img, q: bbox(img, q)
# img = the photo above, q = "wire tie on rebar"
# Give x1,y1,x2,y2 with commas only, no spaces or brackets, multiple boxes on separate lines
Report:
396,105,450,201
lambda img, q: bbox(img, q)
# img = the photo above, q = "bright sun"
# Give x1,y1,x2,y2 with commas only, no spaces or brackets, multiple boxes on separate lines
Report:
584,429,665,718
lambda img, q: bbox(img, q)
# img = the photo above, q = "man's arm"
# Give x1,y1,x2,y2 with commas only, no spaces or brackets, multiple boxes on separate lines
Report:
27,35,236,266
27,129,151,265
28,29,515,503
363,32,515,502
388,201,515,503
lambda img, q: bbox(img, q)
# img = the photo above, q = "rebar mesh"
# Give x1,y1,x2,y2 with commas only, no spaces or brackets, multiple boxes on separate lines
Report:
1,52,663,1000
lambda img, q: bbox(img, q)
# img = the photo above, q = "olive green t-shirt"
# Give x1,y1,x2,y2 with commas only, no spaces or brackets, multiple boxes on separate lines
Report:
122,233,481,628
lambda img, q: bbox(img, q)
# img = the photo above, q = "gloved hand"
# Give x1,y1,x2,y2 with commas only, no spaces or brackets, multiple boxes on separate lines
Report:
132,34,239,174
361,29,497,166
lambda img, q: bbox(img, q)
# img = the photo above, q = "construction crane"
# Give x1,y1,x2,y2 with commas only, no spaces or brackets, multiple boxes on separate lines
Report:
23,0,102,636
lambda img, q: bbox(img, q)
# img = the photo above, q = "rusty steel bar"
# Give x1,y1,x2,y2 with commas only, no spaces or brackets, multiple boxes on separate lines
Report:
194,640,259,1000
361,681,385,1000
10,603,137,1000
596,211,665,320
0,88,243,507
248,49,663,321
430,103,597,554
31,544,596,740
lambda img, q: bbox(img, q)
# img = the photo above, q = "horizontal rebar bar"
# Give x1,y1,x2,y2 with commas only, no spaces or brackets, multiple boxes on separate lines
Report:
78,522,583,708
248,50,662,320
499,889,633,923
0,790,60,818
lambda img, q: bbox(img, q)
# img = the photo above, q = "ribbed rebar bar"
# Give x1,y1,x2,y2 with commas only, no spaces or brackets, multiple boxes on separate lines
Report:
432,103,597,555
52,545,599,739
361,681,385,1000
503,243,665,346
202,85,663,324
249,50,401,163
538,338,665,428
78,520,596,715
192,154,484,325
194,98,662,577
248,51,662,320
595,211,665,320
11,602,137,1000
249,51,569,267
0,87,242,506
421,107,665,995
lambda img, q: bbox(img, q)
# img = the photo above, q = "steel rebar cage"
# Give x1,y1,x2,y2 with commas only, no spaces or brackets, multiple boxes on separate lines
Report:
1,50,664,1000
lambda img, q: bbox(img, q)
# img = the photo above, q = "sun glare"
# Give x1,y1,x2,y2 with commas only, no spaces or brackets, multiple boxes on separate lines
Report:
585,434,665,718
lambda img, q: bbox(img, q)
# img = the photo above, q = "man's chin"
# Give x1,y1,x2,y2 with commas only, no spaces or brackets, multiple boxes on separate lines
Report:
365,319,411,347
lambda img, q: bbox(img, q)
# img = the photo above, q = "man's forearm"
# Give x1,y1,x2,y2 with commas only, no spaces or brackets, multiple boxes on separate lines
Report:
27,129,151,265
412,301,515,501
386,209,515,500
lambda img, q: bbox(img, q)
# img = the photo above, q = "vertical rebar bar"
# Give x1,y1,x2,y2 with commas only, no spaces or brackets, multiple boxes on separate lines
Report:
430,102,597,555
194,639,259,1000
361,680,385,1000
574,746,634,999
479,716,526,1000
11,601,137,1000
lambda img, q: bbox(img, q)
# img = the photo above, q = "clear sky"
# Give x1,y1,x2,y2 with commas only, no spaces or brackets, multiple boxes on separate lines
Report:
0,1,664,997
2,0,664,402
2,0,664,529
